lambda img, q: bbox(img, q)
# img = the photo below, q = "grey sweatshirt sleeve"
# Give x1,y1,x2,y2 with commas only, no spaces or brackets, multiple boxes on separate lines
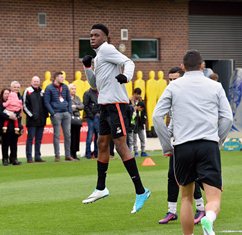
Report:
153,88,173,154
105,45,134,82
167,117,174,138
217,86,233,145
122,59,134,82
84,68,97,89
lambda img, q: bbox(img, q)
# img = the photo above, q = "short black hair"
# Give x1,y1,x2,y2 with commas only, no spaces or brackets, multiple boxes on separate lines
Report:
183,50,203,71
133,87,142,95
91,24,109,36
168,67,184,76
53,71,63,80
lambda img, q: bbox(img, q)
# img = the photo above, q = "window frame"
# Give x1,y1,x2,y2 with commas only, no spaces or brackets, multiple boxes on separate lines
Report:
131,38,159,61
79,38,96,59
38,13,47,27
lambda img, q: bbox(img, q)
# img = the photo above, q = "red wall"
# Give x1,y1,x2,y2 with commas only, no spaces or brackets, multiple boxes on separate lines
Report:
0,0,188,88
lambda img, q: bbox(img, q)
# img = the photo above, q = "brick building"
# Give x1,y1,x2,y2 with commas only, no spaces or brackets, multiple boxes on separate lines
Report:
1,0,242,89
0,0,188,88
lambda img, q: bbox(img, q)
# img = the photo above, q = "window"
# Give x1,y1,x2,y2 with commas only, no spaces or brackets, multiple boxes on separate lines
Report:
131,39,159,61
79,38,96,59
38,13,46,26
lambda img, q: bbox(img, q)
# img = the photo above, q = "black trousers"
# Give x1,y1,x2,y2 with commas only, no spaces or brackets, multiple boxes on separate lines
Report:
110,139,115,156
1,131,18,163
167,155,202,202
70,125,81,157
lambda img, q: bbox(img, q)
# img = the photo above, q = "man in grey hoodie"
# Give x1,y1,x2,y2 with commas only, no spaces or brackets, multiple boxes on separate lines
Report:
81,24,150,214
153,50,233,235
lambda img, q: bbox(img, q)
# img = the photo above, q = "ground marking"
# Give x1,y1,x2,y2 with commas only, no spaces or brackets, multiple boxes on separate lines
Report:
220,231,242,233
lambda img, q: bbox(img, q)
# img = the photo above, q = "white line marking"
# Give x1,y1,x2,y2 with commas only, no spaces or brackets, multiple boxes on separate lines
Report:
220,231,242,233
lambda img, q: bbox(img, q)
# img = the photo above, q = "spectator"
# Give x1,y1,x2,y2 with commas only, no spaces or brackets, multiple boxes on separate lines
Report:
201,61,213,78
83,87,100,159
23,76,48,163
0,88,22,166
69,84,84,160
209,73,219,81
2,91,22,134
130,88,148,157
10,81,23,128
44,71,74,162
126,101,135,150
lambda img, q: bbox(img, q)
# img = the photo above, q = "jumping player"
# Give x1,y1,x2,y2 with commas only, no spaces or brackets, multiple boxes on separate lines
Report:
82,24,150,214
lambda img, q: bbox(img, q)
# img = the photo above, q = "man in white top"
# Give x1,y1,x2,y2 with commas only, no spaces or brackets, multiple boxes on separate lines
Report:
153,50,233,235
81,24,150,214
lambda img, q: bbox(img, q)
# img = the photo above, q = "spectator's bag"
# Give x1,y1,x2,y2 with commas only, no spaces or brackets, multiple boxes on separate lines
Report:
71,116,82,126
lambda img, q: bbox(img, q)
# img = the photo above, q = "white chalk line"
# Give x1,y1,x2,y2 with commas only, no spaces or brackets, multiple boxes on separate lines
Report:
220,231,242,233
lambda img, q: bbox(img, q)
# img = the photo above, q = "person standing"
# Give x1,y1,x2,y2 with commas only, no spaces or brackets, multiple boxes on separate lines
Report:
0,88,22,166
2,91,22,134
83,87,100,159
153,50,233,235
69,84,84,160
129,88,148,157
158,67,205,225
81,24,150,213
8,81,24,136
44,71,73,162
23,76,48,163
209,73,219,81
126,101,135,150
201,61,214,78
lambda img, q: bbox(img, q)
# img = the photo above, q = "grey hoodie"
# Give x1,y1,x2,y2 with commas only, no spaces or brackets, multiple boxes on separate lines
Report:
84,42,134,104
153,71,233,154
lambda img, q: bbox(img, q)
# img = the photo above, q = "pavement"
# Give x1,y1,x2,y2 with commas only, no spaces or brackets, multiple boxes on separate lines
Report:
0,137,161,160
1,136,240,160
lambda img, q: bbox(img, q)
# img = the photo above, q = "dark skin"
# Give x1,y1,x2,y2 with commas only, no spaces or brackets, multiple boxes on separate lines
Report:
89,29,133,163
90,29,107,49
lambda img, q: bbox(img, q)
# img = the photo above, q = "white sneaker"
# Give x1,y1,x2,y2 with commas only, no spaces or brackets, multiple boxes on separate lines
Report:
82,188,109,204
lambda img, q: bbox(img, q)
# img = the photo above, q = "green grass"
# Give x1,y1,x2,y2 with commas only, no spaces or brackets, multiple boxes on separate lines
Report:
0,150,242,235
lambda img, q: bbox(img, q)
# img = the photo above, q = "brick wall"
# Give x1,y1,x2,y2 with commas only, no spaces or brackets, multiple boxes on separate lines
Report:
0,0,188,89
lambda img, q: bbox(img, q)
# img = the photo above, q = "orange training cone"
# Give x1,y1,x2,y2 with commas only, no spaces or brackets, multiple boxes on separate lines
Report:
142,157,156,166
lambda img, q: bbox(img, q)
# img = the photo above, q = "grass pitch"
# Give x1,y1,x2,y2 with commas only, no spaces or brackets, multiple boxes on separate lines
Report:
0,150,242,235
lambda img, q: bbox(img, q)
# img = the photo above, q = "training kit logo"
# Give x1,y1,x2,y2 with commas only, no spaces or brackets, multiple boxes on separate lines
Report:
116,127,122,134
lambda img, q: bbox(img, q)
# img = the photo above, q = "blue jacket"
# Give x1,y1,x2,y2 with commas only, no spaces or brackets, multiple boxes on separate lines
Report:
44,83,72,116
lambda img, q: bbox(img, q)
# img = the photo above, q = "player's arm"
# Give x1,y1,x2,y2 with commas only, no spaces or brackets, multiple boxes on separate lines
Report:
105,45,135,83
217,85,233,145
167,112,174,138
82,55,97,89
153,87,173,155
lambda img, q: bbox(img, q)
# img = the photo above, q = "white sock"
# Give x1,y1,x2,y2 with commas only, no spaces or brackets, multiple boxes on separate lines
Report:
206,210,217,223
195,197,205,211
168,202,177,214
